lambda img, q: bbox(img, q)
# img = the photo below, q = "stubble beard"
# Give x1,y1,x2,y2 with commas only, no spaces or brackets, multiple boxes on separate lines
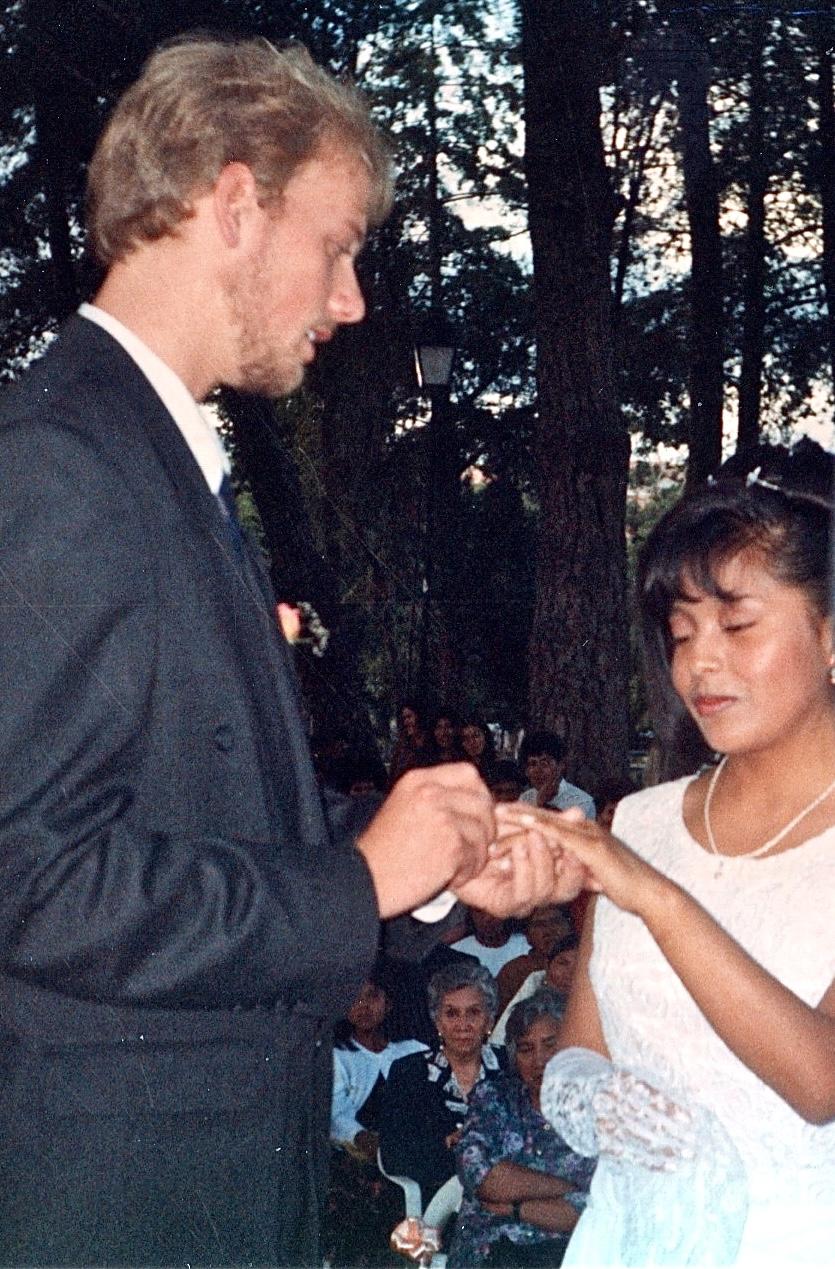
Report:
224,257,302,398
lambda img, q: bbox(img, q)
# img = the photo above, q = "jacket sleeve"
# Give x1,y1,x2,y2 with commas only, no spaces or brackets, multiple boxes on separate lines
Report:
0,415,379,1012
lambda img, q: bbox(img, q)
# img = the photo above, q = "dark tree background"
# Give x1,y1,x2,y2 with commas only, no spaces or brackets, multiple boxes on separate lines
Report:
1,0,833,782
521,0,631,785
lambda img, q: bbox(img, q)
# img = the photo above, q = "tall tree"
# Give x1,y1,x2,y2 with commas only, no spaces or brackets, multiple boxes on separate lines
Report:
665,4,724,481
521,0,631,785
295,0,538,722
736,9,768,452
813,5,835,383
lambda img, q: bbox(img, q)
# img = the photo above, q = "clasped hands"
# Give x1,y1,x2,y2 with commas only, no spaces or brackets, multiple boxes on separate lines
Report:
357,763,596,920
454,800,590,917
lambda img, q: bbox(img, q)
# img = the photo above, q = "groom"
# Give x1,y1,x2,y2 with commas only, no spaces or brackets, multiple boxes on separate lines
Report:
0,34,579,1266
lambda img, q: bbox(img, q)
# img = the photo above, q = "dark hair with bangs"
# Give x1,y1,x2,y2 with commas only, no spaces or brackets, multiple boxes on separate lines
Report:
638,440,834,775
504,987,566,1066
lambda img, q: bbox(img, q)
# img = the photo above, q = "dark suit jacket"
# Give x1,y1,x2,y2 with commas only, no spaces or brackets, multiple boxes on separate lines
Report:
0,315,380,1265
379,1046,506,1202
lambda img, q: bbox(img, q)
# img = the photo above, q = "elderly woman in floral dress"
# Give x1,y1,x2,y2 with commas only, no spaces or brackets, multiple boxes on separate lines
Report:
447,989,594,1267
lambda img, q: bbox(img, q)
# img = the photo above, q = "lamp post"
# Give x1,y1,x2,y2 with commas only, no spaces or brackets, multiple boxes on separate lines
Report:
415,322,456,698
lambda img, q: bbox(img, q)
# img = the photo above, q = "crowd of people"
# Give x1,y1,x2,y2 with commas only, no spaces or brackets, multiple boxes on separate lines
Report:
320,725,631,1267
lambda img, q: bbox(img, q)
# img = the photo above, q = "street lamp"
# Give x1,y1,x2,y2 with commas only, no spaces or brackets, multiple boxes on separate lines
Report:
414,338,455,391
414,321,456,698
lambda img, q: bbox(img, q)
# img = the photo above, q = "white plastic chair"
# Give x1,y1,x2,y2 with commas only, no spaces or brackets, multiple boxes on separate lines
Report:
378,1150,462,1267
377,1147,423,1217
422,1173,463,1266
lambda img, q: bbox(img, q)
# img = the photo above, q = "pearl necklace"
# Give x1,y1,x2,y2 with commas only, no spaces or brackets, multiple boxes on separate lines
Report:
703,755,835,879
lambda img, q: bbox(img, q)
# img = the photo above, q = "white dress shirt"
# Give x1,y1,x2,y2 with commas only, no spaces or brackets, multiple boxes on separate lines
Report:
449,931,531,977
78,303,229,494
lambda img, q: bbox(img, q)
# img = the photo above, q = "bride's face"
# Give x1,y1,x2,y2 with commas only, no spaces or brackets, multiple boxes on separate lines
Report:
668,547,833,757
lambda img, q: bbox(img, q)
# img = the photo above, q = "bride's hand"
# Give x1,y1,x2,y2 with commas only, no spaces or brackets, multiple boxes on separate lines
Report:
494,804,590,903
497,805,670,919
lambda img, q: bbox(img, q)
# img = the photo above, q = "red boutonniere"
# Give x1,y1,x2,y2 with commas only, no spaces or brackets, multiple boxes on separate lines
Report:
275,601,329,656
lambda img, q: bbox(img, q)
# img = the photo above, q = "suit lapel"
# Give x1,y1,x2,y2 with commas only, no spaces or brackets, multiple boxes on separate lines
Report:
68,316,274,608
62,316,328,845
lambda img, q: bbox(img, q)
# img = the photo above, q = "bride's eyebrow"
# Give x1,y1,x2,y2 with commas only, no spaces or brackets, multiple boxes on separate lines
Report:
719,590,759,604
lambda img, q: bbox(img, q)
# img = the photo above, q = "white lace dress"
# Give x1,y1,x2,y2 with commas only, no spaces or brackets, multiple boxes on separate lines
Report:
563,777,835,1267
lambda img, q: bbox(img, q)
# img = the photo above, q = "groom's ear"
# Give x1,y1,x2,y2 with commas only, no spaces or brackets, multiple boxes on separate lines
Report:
213,163,260,248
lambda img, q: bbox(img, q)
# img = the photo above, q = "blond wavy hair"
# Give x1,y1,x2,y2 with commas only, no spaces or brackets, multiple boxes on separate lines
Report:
86,35,394,266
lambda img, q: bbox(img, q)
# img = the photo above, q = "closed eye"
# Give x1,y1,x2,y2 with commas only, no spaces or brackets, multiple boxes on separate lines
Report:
326,237,361,263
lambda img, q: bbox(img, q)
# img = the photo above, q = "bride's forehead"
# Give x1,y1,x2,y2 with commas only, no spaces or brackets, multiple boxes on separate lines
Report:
675,546,776,603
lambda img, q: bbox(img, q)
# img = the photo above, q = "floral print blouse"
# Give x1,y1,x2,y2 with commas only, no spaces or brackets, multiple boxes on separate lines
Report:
447,1072,595,1267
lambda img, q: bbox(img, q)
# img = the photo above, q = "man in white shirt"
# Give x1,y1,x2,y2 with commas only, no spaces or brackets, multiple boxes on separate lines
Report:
519,730,596,819
451,907,531,977
0,36,582,1267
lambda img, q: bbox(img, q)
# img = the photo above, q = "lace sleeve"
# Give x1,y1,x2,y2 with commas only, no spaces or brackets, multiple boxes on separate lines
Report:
541,1048,750,1265
540,1046,613,1156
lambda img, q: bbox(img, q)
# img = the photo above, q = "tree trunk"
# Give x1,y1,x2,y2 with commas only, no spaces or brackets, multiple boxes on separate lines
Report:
737,12,768,453
671,9,725,482
814,10,835,383
613,94,664,320
521,0,631,787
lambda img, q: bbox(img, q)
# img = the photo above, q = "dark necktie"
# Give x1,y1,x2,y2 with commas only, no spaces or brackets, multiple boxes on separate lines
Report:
216,474,275,610
217,472,244,557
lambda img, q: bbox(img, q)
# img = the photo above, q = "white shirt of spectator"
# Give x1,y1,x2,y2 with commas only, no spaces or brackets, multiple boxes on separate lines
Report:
520,778,596,820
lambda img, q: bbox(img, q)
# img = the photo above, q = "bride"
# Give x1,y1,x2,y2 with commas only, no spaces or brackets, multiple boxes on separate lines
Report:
530,442,835,1266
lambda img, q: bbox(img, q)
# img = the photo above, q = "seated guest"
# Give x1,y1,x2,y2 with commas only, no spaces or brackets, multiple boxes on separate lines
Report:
424,709,464,766
388,700,428,787
491,933,579,1048
331,974,427,1151
325,971,426,1266
381,941,479,1050
487,760,526,805
542,931,579,999
447,990,595,1267
340,755,388,800
496,905,572,1013
379,962,504,1202
519,730,595,819
460,717,498,781
451,906,530,977
592,778,636,832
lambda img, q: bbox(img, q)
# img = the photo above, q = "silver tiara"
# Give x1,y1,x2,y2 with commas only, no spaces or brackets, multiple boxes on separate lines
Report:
745,466,784,493
705,463,833,509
